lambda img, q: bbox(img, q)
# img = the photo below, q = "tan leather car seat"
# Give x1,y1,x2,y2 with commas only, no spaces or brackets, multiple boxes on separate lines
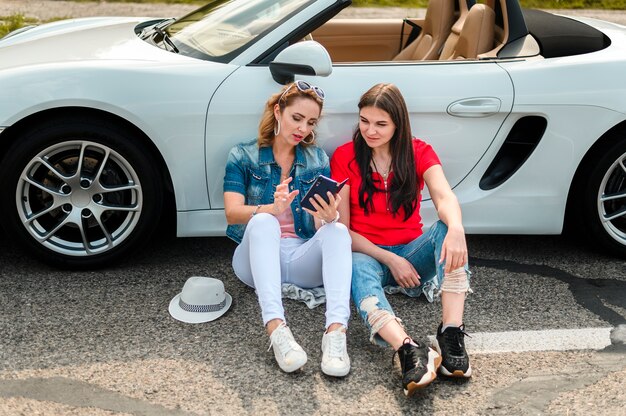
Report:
439,0,473,60
393,0,455,61
450,3,495,59
482,0,509,56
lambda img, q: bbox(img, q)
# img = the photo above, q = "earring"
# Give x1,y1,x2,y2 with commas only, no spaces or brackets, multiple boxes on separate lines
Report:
273,119,281,136
303,130,315,144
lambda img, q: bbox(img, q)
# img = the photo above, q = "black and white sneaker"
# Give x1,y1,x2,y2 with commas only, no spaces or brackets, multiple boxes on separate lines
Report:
432,323,472,378
394,338,441,396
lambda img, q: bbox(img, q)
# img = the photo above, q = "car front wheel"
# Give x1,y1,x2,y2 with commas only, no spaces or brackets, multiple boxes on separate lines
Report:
0,118,163,268
576,137,626,257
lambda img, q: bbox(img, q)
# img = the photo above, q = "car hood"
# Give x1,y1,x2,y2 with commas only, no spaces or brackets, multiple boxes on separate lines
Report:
0,17,189,71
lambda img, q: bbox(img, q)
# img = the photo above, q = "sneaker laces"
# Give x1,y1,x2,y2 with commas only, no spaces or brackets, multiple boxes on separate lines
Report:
443,326,470,356
393,337,422,370
267,322,299,356
326,331,346,359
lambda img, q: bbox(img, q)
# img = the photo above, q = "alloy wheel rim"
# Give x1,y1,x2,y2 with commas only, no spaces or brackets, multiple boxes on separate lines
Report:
16,140,143,257
597,151,626,246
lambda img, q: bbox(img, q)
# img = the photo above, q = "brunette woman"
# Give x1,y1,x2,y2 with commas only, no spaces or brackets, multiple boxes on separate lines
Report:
331,83,471,395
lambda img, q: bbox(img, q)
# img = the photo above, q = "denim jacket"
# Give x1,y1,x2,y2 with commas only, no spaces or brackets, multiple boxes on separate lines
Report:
223,138,330,244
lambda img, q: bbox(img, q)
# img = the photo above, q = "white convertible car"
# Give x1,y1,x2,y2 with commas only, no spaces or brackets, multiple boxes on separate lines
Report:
0,0,625,268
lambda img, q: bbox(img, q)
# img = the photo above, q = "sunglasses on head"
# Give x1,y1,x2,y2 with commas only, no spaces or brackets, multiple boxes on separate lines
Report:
279,80,325,103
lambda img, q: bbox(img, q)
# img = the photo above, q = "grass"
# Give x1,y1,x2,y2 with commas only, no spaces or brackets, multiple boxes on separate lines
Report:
0,14,73,38
352,0,626,8
0,14,36,38
21,0,626,9
54,0,205,3
519,0,626,9
2,0,624,38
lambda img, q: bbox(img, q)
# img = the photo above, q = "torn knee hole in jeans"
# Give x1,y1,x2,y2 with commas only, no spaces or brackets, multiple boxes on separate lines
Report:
360,296,400,339
440,267,471,294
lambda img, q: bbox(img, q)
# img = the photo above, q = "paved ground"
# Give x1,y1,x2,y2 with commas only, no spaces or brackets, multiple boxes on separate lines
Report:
1,230,625,415
1,1,626,415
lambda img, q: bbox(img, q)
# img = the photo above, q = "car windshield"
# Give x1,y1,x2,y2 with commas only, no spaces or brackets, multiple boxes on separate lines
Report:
166,0,313,62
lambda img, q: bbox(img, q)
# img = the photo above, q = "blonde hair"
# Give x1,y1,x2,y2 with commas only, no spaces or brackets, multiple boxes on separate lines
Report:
257,82,324,147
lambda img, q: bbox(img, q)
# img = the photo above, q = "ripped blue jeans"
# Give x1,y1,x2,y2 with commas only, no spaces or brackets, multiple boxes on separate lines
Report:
351,220,471,347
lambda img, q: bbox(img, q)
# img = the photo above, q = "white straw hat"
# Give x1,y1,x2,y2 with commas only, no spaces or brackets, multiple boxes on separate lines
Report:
169,276,232,323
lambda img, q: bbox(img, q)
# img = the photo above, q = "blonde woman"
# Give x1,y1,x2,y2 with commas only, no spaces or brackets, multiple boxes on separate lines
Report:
223,81,352,377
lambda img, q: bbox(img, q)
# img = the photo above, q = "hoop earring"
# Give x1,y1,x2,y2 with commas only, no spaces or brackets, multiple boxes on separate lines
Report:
303,130,315,144
273,119,281,136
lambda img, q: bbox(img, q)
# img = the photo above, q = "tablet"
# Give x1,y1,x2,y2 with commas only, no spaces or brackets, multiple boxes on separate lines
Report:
301,175,348,211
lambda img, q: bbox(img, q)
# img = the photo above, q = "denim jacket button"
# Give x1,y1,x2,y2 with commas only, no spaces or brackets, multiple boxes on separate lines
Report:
295,207,300,212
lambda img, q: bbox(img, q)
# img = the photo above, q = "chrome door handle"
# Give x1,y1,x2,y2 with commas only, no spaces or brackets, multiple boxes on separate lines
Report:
447,97,502,117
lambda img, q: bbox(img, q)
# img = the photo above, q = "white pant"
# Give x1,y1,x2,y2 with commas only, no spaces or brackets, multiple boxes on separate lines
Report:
232,213,352,329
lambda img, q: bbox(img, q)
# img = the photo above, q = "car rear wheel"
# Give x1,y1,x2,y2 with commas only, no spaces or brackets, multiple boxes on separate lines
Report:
0,118,163,268
575,137,626,257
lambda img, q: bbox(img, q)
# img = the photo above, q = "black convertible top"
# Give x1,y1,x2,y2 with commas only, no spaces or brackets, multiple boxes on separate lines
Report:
522,9,610,58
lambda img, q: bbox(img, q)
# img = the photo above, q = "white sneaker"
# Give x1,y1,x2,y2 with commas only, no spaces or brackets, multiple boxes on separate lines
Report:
321,329,350,377
268,323,307,373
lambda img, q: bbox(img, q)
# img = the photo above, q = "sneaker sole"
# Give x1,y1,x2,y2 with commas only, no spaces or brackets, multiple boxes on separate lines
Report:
431,339,472,378
404,348,442,397
277,360,307,373
274,352,308,373
321,363,350,378
439,365,472,378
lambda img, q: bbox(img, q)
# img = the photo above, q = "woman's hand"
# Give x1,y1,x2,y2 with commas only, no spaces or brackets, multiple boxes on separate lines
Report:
272,177,299,216
303,191,341,223
439,225,468,273
386,253,421,288
423,165,468,273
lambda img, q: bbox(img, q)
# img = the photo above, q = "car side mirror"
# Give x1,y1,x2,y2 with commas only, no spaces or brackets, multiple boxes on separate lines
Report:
269,41,332,84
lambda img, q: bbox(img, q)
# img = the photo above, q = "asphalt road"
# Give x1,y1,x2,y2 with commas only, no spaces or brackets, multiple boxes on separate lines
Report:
1,228,625,415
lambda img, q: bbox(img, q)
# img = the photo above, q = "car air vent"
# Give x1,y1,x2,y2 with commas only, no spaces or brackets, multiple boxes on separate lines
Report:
479,116,547,190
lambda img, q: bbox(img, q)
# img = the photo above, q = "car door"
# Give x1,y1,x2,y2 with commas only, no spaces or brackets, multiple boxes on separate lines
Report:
205,59,513,210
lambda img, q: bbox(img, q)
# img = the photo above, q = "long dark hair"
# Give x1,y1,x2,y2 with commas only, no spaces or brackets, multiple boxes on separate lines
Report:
353,83,418,220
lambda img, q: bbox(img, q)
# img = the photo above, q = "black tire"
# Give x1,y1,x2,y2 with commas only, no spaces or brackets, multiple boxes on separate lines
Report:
0,117,163,269
573,136,626,257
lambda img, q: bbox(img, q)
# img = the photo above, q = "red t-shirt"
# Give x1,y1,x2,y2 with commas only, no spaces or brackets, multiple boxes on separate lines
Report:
330,139,441,246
